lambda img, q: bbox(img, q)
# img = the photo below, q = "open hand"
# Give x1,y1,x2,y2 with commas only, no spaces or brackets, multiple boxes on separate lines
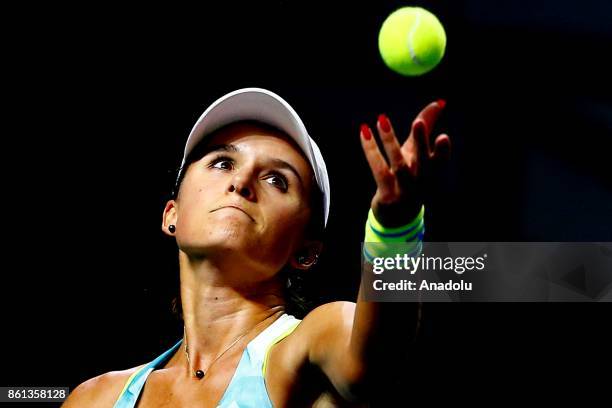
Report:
359,100,451,227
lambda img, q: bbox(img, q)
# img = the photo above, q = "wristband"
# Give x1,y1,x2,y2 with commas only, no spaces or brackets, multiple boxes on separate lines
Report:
363,205,425,263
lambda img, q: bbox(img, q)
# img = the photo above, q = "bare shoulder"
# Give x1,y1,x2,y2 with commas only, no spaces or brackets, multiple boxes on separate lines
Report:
285,301,357,366
265,302,359,406
268,301,357,367
62,365,145,407
295,302,364,403
298,301,356,340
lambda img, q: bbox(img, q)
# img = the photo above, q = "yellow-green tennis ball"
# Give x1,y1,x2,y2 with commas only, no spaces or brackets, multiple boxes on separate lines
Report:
378,7,447,76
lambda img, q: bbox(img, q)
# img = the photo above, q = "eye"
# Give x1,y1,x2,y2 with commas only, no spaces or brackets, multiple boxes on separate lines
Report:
265,173,288,192
209,156,234,170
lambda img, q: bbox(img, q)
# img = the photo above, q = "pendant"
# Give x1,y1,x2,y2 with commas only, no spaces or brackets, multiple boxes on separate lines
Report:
195,370,205,379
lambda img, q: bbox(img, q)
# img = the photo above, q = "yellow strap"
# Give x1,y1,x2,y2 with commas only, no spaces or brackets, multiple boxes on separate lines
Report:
116,365,146,399
262,321,301,376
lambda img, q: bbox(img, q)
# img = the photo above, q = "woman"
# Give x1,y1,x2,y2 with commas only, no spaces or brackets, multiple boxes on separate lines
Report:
63,88,450,407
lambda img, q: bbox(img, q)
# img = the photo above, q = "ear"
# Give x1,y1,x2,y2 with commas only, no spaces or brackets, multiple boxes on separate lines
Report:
162,200,178,236
289,240,323,271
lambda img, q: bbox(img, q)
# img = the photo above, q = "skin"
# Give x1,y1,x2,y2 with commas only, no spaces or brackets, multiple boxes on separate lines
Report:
63,103,451,407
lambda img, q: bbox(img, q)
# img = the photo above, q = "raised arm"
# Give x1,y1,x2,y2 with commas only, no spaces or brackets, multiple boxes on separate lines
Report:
304,100,451,402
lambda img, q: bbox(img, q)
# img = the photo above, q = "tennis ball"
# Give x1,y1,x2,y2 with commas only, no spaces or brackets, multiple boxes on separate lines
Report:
378,7,447,76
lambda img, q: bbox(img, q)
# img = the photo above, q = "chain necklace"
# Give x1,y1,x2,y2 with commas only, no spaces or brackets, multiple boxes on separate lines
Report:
183,308,283,380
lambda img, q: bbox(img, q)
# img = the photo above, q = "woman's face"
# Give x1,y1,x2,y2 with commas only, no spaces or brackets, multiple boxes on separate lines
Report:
166,122,316,281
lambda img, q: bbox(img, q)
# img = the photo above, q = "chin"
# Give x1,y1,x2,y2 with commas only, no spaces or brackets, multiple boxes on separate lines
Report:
201,229,253,254
215,220,253,240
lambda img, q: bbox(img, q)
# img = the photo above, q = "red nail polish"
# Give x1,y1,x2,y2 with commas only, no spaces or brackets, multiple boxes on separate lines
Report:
378,114,391,133
437,99,446,109
360,124,372,140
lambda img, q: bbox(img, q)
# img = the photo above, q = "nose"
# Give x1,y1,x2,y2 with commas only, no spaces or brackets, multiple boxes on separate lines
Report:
228,172,256,201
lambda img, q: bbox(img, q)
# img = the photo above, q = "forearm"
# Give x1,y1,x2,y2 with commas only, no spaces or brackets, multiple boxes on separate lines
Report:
350,273,421,364
342,281,421,402
306,217,425,400
349,204,424,372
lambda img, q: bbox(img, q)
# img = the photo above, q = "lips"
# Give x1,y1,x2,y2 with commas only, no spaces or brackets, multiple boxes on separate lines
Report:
211,205,255,222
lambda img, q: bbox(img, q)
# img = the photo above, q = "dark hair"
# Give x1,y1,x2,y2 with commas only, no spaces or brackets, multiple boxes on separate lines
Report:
169,120,325,319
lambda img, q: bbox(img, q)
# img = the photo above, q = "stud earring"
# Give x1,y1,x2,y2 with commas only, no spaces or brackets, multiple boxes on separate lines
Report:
169,225,176,233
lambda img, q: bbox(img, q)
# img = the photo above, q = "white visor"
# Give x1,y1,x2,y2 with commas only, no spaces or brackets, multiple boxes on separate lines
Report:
179,87,330,227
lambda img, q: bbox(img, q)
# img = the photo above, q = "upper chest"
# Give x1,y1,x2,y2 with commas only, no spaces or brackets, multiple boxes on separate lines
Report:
134,332,313,408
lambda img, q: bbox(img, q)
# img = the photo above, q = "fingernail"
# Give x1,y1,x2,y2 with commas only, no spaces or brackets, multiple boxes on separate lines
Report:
437,99,446,109
378,114,391,133
360,124,372,140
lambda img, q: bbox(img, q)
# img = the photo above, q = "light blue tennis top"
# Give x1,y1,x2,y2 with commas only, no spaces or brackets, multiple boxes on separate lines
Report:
113,313,301,408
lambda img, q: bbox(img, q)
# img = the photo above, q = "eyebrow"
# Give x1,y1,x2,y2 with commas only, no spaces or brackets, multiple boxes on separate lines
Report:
204,143,305,187
202,144,240,155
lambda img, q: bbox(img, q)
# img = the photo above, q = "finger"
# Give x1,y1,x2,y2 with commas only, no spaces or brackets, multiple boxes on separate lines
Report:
376,114,407,173
432,133,452,163
359,124,393,189
411,119,430,169
402,128,418,170
416,99,446,136
401,99,445,165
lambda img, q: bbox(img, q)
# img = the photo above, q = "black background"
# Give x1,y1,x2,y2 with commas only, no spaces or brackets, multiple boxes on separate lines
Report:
3,0,612,405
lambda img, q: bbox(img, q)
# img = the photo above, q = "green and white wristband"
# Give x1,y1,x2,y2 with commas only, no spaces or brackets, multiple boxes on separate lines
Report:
363,205,425,263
